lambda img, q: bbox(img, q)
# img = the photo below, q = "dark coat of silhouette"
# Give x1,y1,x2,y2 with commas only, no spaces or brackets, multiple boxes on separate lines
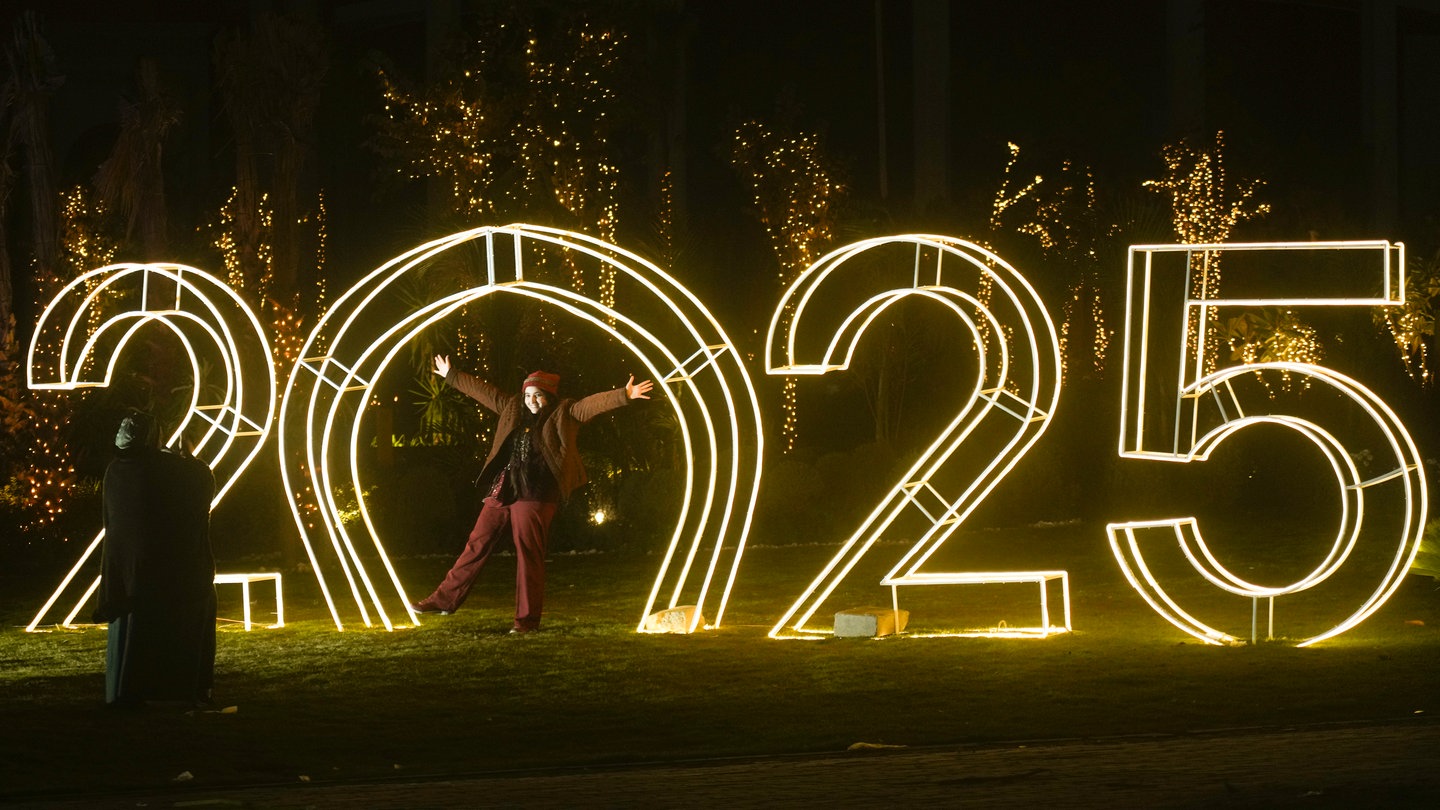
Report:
94,413,217,706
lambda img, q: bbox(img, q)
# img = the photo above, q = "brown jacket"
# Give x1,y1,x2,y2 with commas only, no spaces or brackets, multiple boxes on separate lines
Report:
447,369,631,502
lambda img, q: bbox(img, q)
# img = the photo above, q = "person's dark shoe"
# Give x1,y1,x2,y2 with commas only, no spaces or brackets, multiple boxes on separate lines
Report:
411,599,451,615
508,626,539,635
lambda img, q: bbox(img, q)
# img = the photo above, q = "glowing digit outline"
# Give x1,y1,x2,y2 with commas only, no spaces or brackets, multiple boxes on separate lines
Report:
24,262,276,632
278,223,763,632
1106,240,1428,646
765,234,1066,639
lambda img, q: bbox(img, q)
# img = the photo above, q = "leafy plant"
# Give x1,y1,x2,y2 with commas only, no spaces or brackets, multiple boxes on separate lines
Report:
1414,520,1440,581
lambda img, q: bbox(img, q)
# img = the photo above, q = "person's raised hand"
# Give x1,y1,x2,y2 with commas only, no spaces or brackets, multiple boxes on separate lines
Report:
626,375,654,400
434,355,451,377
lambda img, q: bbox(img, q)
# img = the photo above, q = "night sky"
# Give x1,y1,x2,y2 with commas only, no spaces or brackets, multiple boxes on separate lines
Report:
8,3,1428,240
10,1,1437,277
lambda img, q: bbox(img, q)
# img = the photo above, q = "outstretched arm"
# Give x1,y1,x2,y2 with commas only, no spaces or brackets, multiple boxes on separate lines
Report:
436,356,507,413
568,376,650,422
625,375,654,400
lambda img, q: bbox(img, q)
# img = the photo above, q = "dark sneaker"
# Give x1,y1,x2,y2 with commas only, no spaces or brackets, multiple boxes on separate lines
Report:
411,600,451,615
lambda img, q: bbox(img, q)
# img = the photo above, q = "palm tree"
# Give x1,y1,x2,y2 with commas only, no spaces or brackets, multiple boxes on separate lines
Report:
0,12,75,536
214,12,329,305
2,11,62,318
7,13,60,285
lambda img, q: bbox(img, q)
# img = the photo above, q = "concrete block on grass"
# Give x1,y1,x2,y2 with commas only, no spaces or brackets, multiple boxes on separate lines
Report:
834,606,909,637
643,605,704,634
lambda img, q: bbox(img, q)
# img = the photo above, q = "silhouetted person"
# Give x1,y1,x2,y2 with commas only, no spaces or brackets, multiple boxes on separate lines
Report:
93,411,217,707
411,355,652,632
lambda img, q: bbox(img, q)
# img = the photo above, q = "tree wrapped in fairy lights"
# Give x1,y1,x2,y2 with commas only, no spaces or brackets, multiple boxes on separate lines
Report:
371,10,628,307
369,8,634,450
213,13,330,374
989,143,1113,383
731,119,844,452
1375,249,1438,386
0,14,87,539
1144,131,1275,376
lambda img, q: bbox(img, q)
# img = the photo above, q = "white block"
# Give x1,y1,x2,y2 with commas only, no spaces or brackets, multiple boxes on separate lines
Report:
643,605,705,634
834,606,909,637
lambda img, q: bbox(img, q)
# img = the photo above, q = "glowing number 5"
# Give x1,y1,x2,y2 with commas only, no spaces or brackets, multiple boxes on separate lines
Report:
766,235,1067,638
1108,241,1429,646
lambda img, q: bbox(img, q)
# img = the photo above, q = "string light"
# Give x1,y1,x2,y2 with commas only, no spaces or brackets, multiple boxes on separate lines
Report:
991,147,1111,381
1227,307,1324,393
1143,131,1271,377
374,16,628,381
374,19,624,308
989,142,1043,231
210,186,326,378
1375,257,1437,385
731,121,843,452
12,187,122,533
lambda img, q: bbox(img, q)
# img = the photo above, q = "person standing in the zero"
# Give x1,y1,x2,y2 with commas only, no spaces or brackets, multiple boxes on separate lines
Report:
411,354,653,633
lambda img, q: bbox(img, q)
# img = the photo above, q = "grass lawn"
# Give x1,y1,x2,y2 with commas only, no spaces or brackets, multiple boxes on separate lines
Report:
2,521,1438,801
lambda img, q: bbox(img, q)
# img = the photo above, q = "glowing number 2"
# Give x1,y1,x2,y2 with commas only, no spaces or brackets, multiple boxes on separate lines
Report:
766,235,1067,638
1108,241,1429,646
24,263,276,631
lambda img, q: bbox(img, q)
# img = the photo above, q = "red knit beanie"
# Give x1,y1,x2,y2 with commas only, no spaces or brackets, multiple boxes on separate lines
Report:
522,370,560,396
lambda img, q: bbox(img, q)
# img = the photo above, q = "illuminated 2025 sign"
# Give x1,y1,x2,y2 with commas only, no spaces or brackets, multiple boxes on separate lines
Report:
24,231,1429,645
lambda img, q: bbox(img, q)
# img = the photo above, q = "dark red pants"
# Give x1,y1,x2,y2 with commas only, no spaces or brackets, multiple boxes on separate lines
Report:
425,497,557,630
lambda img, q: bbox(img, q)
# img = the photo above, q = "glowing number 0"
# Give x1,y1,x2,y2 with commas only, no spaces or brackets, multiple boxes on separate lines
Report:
1108,241,1429,646
24,263,276,631
766,235,1068,638
278,224,763,632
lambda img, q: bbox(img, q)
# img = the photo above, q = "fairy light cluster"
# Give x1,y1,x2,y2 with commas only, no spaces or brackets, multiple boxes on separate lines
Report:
1380,306,1433,384
210,186,328,374
990,147,1110,381
59,187,119,272
1376,258,1437,385
212,187,273,294
374,20,625,309
1241,317,1323,367
731,121,843,451
269,193,328,372
17,187,121,532
989,142,1043,231
656,169,675,263
1059,287,1111,378
1144,132,1269,245
1228,308,1324,394
1002,152,1111,380
1144,132,1271,376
